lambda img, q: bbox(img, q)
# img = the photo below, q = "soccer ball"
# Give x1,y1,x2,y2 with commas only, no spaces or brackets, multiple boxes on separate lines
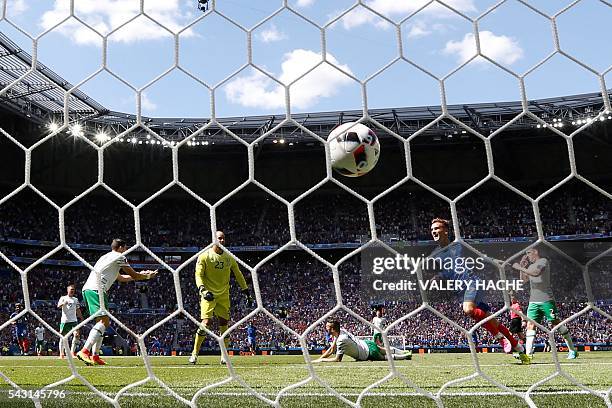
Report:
327,122,380,177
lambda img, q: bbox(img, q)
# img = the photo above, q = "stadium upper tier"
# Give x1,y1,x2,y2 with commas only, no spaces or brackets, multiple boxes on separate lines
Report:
1,32,611,145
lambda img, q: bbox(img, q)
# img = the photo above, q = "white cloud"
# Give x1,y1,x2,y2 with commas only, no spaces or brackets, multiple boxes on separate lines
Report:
296,0,315,7
140,92,157,111
341,0,476,30
39,0,196,46
224,49,353,110
443,31,524,66
7,0,28,15
258,24,287,43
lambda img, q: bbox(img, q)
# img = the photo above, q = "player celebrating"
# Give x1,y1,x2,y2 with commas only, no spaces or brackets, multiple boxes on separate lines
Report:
428,218,528,363
189,230,253,365
34,324,45,357
246,323,256,356
57,284,83,359
512,248,578,360
314,319,411,363
77,239,158,366
10,303,28,355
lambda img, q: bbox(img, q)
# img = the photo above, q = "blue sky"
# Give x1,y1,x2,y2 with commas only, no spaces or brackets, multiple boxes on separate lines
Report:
1,0,610,118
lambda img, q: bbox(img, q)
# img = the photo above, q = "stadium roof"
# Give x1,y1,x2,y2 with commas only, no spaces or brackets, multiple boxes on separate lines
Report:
0,32,108,123
1,31,610,144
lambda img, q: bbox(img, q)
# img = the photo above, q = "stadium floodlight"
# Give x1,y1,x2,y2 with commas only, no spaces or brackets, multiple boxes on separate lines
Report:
273,139,278,144
203,141,209,145
131,138,137,144
279,138,285,144
47,122,60,133
94,130,110,144
70,123,84,137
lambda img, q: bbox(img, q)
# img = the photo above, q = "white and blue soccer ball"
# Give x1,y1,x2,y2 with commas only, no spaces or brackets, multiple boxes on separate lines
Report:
327,122,380,177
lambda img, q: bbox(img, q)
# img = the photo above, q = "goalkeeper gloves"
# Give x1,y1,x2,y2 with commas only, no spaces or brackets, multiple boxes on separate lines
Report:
199,286,214,301
242,289,254,308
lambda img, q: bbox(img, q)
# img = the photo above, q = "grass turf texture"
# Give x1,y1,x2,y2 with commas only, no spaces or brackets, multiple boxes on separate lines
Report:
0,352,609,407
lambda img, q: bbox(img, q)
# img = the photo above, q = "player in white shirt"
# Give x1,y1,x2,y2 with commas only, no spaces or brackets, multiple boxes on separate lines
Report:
34,325,45,357
77,239,158,366
57,284,83,359
314,319,411,363
372,306,386,346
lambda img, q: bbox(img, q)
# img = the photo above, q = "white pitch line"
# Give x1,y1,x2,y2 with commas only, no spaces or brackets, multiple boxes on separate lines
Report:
0,362,610,369
0,390,607,398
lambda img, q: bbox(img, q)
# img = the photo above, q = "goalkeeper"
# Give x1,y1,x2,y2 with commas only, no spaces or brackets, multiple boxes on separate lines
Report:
189,230,252,365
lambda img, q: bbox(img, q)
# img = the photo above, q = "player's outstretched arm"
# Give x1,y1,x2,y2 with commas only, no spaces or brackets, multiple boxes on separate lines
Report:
314,339,340,362
57,297,65,309
119,266,159,282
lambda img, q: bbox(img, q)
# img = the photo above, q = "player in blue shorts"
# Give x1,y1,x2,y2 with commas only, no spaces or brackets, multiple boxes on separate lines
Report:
10,303,29,355
246,323,256,356
429,218,528,363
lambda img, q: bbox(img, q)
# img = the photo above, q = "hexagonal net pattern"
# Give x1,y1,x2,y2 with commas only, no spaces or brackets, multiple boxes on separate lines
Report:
0,1,611,407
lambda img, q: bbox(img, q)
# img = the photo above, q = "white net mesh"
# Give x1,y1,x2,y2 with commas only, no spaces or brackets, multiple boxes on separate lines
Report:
0,0,611,407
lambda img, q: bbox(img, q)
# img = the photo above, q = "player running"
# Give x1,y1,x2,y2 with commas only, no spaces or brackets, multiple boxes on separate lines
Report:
189,231,253,365
10,303,29,355
34,325,45,357
512,248,578,360
77,239,158,366
57,284,83,359
314,319,411,363
428,218,528,363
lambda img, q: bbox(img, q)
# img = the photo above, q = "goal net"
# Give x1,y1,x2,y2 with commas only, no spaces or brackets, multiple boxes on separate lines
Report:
0,1,610,408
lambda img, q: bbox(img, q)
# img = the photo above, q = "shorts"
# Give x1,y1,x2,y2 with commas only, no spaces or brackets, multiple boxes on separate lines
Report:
59,322,78,335
365,339,383,361
509,317,522,334
247,337,256,346
527,301,558,323
200,292,230,321
82,290,109,317
35,340,44,349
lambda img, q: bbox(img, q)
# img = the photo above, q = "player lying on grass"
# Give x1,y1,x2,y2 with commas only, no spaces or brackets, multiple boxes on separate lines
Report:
77,239,158,366
429,218,529,364
314,319,412,363
512,248,578,361
189,230,253,365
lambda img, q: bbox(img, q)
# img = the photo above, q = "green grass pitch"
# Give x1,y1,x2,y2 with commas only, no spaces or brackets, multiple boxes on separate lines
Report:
0,352,609,407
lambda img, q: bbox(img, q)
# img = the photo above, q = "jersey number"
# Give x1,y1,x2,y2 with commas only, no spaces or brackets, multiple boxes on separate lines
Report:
215,261,224,269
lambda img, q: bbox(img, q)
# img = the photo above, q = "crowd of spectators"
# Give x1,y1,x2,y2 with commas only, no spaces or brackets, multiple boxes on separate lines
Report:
0,183,609,250
0,253,609,355
0,180,609,355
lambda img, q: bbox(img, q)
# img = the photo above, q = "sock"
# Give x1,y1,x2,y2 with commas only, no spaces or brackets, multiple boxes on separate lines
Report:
497,323,518,349
526,329,536,355
558,325,576,352
84,322,106,351
70,335,78,353
470,307,499,336
58,339,64,356
192,327,207,356
219,325,230,349
93,336,104,356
